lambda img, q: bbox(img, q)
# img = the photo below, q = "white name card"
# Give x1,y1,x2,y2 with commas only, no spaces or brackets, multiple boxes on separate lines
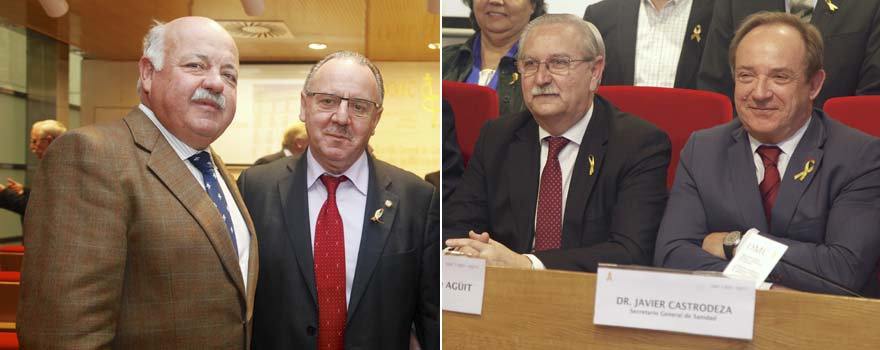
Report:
594,265,756,340
724,228,788,288
442,254,487,315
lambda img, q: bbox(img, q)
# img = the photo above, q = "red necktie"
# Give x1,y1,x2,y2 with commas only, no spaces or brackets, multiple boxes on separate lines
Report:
315,175,347,350
757,146,782,225
535,137,569,251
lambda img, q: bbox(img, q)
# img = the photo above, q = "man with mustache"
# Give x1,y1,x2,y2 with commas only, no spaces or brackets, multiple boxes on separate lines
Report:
17,16,259,349
656,12,880,297
237,51,439,349
444,14,671,272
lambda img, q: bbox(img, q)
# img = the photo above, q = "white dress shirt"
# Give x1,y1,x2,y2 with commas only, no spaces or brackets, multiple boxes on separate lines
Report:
525,104,595,269
748,120,810,184
305,149,369,305
634,0,694,88
785,0,819,13
139,103,251,289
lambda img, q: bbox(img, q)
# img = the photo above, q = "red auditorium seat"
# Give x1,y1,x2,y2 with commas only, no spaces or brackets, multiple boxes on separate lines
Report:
442,80,500,166
823,95,880,137
0,332,16,350
0,247,22,254
597,86,734,188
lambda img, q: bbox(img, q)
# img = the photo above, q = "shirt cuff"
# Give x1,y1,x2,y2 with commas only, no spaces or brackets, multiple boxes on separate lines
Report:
524,254,546,270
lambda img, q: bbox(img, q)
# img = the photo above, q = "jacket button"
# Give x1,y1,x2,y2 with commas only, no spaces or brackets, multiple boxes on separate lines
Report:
306,326,316,336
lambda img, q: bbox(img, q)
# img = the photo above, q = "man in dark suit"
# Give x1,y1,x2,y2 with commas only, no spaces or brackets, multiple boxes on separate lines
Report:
18,16,259,348
584,0,715,89
444,14,670,272
697,0,880,107
656,12,880,297
0,119,67,217
238,51,439,350
253,123,308,165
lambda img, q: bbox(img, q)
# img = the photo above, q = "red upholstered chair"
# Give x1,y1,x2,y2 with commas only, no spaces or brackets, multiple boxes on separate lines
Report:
0,247,22,254
442,80,500,166
597,86,734,188
0,332,17,350
823,96,880,137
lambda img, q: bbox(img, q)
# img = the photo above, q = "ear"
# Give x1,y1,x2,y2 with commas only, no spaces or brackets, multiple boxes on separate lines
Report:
138,56,157,94
589,55,606,92
369,107,383,136
808,68,826,101
299,90,308,122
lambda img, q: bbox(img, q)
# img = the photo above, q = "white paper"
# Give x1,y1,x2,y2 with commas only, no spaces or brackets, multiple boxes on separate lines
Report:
442,254,487,315
594,266,756,340
723,228,789,288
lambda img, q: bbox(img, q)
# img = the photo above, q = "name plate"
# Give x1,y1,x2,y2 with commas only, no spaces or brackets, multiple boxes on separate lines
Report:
594,265,756,340
442,254,486,315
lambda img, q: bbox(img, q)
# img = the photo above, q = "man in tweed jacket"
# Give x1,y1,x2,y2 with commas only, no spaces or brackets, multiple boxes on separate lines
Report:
17,16,258,349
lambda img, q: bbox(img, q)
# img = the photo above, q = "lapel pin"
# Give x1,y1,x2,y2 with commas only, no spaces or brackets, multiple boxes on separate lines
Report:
793,159,816,181
825,0,839,12
384,200,393,208
691,24,702,43
370,208,385,224
509,72,519,86
588,154,596,176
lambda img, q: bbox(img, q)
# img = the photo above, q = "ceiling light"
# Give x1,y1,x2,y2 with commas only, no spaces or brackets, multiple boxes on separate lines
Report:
38,0,68,18
241,0,266,16
309,43,327,50
428,43,440,50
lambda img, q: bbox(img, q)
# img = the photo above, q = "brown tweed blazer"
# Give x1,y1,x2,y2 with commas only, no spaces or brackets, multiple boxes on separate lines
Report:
17,108,258,349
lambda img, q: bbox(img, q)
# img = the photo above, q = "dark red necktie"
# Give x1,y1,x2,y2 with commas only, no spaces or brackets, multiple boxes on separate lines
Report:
315,175,347,350
757,146,782,225
535,136,569,251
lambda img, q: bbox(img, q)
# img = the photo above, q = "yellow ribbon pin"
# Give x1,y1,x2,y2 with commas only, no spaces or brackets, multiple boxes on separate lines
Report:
691,24,702,43
588,154,596,176
793,159,816,181
509,72,519,86
825,0,839,12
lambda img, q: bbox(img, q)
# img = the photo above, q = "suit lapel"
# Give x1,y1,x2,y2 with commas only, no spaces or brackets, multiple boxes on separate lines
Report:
347,156,398,322
727,124,769,233
561,98,609,247
126,110,248,301
618,0,640,85
213,151,258,317
279,155,319,305
508,118,541,252
674,0,712,88
771,114,826,236
810,0,831,28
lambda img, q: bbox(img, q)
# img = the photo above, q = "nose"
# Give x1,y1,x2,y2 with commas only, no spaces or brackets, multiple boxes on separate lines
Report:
750,76,773,102
201,68,225,94
330,100,352,125
534,62,553,86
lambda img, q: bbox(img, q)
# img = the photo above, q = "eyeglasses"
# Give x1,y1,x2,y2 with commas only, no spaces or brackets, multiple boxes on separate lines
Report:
517,56,593,77
305,91,380,119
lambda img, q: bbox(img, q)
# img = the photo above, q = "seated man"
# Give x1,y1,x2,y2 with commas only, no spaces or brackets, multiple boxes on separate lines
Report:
444,14,671,272
0,119,67,217
655,11,880,297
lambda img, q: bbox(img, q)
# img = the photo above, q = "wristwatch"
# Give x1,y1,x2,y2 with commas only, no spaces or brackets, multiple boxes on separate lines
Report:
723,231,742,260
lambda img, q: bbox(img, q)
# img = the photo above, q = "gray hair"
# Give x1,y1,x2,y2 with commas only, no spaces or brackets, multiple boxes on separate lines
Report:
303,51,385,106
516,14,606,61
137,20,166,93
32,119,68,139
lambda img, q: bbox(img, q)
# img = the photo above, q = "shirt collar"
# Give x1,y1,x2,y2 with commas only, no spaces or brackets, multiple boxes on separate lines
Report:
139,103,205,161
748,116,811,156
537,102,594,146
643,0,682,11
305,148,369,196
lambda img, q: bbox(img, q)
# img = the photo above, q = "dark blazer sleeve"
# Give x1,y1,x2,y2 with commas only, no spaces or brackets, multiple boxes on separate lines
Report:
0,187,28,216
417,188,440,350
654,133,730,271
536,122,670,270
696,0,736,102
441,99,464,203
442,121,494,240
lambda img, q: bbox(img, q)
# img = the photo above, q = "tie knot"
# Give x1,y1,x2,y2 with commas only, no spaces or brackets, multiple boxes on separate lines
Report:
320,175,348,195
757,145,782,166
545,137,569,159
187,151,214,175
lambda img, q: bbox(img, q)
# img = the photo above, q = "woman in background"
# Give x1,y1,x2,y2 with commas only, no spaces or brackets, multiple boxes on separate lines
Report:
443,0,546,117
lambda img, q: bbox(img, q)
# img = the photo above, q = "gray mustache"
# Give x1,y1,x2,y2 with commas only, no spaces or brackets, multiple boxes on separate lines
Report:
530,86,558,95
323,124,353,140
191,88,226,110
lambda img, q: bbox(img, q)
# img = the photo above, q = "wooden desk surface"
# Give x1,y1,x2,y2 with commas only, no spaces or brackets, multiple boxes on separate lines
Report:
443,267,880,350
